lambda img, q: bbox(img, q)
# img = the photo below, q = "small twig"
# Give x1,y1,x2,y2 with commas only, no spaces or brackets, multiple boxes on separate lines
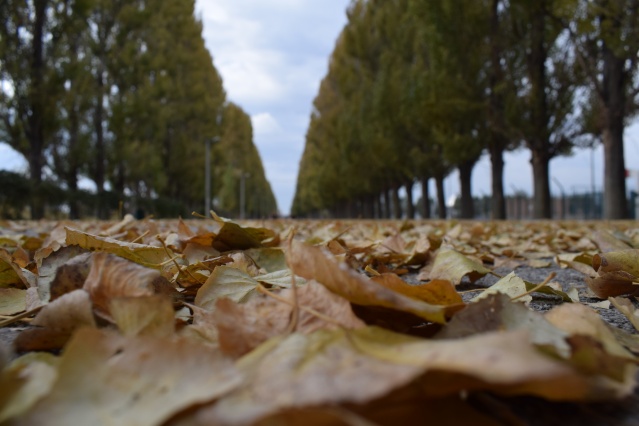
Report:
512,272,557,301
156,235,204,285
191,211,207,219
130,230,149,244
256,283,343,327
364,265,381,277
458,288,486,294
0,305,44,328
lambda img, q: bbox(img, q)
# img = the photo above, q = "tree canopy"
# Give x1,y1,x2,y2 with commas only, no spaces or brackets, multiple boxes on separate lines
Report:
293,0,639,219
0,0,277,219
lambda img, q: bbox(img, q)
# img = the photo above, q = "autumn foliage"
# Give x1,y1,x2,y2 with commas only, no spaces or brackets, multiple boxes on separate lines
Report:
1,216,639,424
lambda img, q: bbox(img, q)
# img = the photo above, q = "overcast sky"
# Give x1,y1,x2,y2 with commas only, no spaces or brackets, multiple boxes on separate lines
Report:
1,0,639,214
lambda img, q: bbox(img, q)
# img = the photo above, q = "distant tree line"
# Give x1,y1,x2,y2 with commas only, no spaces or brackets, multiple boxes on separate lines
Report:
292,0,639,220
0,0,277,219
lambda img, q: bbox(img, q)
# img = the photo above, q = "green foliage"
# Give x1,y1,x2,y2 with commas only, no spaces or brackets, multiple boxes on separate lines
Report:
0,0,276,219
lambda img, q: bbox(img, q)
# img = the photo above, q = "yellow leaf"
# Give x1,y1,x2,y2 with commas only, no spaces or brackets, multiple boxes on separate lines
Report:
472,272,531,304
109,295,175,338
609,296,639,332
201,326,626,425
0,288,26,315
214,280,365,357
0,353,59,423
428,248,491,285
287,241,447,324
13,328,242,426
65,227,171,268
194,266,259,310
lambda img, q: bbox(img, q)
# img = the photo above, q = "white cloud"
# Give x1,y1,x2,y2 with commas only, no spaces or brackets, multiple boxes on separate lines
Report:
251,112,281,135
196,0,350,213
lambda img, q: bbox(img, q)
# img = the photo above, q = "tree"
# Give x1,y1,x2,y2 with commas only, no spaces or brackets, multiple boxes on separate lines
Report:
561,0,639,219
0,0,62,218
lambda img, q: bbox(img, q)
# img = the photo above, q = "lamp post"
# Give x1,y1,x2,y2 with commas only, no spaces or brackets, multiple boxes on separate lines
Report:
239,171,251,219
204,137,219,216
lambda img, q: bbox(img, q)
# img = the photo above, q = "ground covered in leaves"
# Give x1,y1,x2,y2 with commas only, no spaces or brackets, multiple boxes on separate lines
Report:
1,216,639,425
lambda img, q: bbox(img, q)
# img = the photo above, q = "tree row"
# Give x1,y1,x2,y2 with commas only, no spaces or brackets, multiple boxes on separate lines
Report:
292,0,639,220
0,0,277,219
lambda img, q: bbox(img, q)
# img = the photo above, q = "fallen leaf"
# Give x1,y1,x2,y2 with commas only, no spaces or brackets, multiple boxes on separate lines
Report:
83,252,176,315
591,230,633,252
35,246,89,304
213,221,279,251
109,295,175,338
214,280,365,357
13,328,242,426
545,303,634,361
198,326,623,425
287,241,447,324
472,272,531,304
427,249,491,285
437,293,571,358
609,297,639,331
0,288,26,315
371,274,463,307
194,266,259,310
15,290,96,351
0,352,59,423
254,269,306,288
244,247,288,272
65,227,171,268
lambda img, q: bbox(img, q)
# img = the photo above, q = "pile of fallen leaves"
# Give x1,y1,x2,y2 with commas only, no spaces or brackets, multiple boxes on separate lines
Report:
1,215,639,425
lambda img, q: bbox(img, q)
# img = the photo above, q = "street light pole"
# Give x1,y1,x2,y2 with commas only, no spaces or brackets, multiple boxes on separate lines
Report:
204,137,219,216
239,171,250,219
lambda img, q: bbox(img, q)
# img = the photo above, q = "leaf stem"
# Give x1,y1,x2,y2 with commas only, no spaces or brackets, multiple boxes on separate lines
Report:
512,272,557,301
0,305,44,327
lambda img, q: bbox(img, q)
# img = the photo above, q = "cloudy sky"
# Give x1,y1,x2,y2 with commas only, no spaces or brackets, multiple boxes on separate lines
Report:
1,0,639,214
195,0,639,212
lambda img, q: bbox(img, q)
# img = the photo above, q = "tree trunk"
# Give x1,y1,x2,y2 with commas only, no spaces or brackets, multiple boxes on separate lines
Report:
374,193,382,219
527,5,551,220
27,0,48,219
458,160,475,219
531,150,551,219
601,40,628,219
392,184,402,219
435,174,447,219
405,181,415,219
421,177,431,219
381,189,391,219
94,67,107,219
489,144,506,219
488,0,507,220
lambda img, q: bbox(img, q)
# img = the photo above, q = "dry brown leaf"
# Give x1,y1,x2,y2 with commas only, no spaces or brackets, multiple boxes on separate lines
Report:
591,230,633,252
194,326,623,425
472,272,532,304
287,240,447,324
427,248,491,285
194,265,259,310
371,274,463,307
0,249,34,288
13,328,242,426
545,303,634,361
15,290,96,352
65,227,171,268
214,280,365,357
609,296,639,332
0,288,26,315
0,352,59,423
109,295,175,338
83,252,176,315
35,247,89,304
